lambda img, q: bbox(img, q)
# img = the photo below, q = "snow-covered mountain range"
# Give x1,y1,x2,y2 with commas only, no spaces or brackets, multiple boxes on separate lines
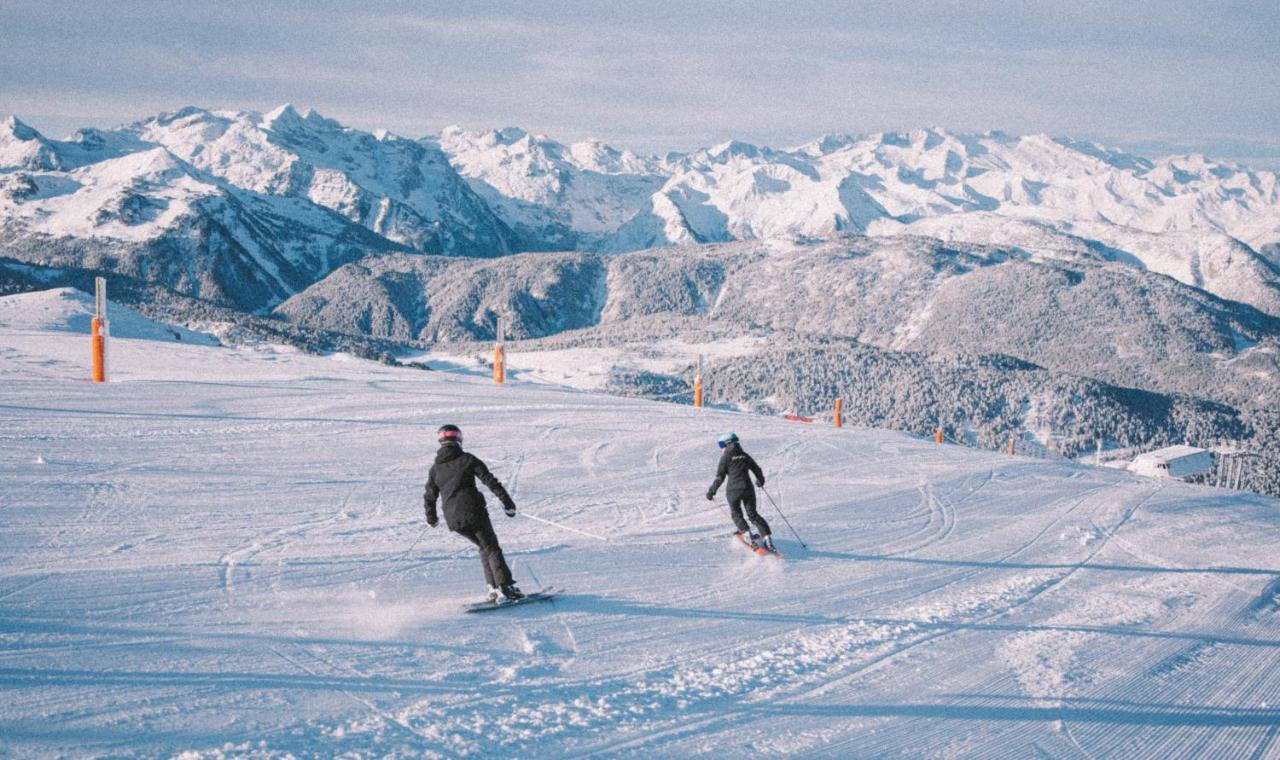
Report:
0,107,514,311
4,106,1280,316
438,124,1280,314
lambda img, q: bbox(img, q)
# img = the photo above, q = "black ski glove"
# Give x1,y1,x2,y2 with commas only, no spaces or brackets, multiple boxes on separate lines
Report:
424,501,438,527
756,476,765,488
503,499,517,518
705,490,716,501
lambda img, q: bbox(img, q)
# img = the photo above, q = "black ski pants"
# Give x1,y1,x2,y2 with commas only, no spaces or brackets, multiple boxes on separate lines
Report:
454,513,513,587
728,490,771,537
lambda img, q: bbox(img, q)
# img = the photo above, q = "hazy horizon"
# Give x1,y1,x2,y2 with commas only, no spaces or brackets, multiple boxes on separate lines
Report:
3,1,1278,169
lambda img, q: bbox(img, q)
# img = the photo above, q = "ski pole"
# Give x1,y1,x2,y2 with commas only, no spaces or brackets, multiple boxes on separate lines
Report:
760,485,807,548
521,511,611,542
395,525,429,561
705,491,732,522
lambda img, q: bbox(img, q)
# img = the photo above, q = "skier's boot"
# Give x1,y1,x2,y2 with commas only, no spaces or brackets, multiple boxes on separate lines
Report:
486,585,502,603
735,531,755,548
749,533,762,549
760,535,776,552
500,583,525,601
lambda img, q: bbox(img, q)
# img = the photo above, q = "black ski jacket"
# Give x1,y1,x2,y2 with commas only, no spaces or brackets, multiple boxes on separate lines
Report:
424,442,515,531
708,441,764,497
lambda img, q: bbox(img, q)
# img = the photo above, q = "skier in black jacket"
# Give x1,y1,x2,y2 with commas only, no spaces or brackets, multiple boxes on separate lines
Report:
706,432,774,550
424,424,524,602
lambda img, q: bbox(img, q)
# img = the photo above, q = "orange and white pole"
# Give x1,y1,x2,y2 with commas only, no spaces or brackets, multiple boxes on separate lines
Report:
91,277,108,383
493,316,505,384
834,398,843,428
693,355,703,408
935,420,943,444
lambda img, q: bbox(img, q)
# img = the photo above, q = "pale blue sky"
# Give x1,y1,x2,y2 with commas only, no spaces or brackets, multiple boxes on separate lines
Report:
2,1,1277,167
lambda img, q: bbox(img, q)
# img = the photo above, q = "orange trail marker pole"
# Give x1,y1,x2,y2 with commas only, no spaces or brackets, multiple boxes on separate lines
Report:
91,277,108,383
935,424,943,444
834,398,843,428
91,318,105,382
693,354,703,407
1007,438,1015,455
493,316,506,384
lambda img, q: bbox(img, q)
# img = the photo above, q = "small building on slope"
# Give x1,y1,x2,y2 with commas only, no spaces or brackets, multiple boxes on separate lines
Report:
1127,445,1213,480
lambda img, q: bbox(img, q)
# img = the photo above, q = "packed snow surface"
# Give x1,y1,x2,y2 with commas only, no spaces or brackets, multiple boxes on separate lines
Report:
0,287,216,344
413,334,765,393
3,292,1280,757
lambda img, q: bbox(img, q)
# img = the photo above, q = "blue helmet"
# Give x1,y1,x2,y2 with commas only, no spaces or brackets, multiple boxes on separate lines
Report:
717,432,739,449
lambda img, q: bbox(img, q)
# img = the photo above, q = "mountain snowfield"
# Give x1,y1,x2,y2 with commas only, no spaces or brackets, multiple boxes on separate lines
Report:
0,286,215,344
435,126,668,252
3,289,1280,757
0,108,513,312
444,125,1280,315
3,108,1280,317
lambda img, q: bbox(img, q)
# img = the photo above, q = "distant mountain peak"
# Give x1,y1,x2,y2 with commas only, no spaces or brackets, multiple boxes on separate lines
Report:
705,139,763,160
2,115,41,141
495,126,531,144
1051,137,1154,172
261,103,341,133
796,133,861,156
263,103,300,125
148,105,211,128
0,115,60,171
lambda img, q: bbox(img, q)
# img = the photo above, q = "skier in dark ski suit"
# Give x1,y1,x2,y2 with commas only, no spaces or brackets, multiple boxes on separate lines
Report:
424,424,525,601
706,432,774,550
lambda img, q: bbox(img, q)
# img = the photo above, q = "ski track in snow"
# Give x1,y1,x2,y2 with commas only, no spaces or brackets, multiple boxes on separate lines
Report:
2,319,1280,758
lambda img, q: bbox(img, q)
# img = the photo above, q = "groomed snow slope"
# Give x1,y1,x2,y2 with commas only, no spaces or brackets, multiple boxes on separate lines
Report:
2,298,1280,757
0,287,216,344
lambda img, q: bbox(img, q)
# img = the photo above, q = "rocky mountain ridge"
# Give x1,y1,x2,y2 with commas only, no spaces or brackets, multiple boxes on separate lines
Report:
4,108,1279,315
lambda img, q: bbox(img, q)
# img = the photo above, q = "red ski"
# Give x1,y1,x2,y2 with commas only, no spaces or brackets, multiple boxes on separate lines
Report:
735,532,783,558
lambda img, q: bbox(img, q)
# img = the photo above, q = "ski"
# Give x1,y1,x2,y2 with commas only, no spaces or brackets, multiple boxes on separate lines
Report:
735,532,783,558
464,588,561,613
